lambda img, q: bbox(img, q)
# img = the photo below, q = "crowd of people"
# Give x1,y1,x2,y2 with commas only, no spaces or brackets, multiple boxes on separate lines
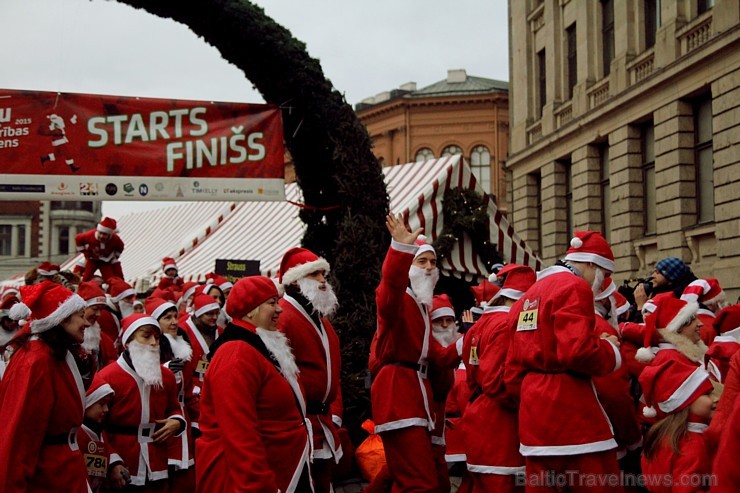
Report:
0,214,738,492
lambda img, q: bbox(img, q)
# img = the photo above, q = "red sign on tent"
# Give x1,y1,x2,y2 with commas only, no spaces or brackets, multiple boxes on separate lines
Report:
0,89,285,201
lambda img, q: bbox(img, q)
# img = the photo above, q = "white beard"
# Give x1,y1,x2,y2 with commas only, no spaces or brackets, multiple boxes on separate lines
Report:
432,323,458,347
165,333,193,362
119,300,135,319
128,341,163,388
297,277,338,317
256,327,299,382
82,323,102,352
409,265,439,306
592,268,606,297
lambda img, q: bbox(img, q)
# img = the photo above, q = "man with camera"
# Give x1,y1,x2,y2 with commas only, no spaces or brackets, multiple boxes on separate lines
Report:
633,257,697,316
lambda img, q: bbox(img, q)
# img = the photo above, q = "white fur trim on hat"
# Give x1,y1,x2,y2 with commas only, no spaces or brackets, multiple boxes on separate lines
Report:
414,244,436,260
666,301,699,333
122,316,160,346
111,288,136,303
30,294,87,334
194,301,221,318
595,282,617,301
163,262,178,272
563,252,616,273
635,347,656,363
219,281,234,291
97,224,116,234
37,267,59,276
152,301,177,320
431,307,455,320
492,288,526,302
86,296,108,307
658,366,710,413
281,258,331,287
86,384,114,409
615,300,630,317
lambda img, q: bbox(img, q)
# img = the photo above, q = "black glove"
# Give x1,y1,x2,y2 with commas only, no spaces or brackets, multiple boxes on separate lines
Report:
168,358,185,373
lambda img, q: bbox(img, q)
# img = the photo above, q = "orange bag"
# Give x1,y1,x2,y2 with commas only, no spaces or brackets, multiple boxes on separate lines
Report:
354,419,387,481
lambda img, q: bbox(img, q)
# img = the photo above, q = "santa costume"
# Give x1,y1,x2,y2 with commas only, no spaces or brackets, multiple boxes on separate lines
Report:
179,293,221,406
75,217,125,282
157,257,184,293
704,305,740,383
77,378,120,493
0,282,91,492
681,277,726,346
78,281,118,371
277,247,343,492
196,275,312,492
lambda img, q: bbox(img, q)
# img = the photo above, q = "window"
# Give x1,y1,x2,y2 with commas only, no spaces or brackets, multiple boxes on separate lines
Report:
599,145,612,241
50,201,94,212
694,95,714,223
537,49,546,117
602,0,615,77
470,145,492,194
642,123,656,235
0,226,10,256
17,225,26,256
441,145,463,157
415,148,435,162
566,24,577,100
644,0,659,49
698,0,715,14
58,226,70,256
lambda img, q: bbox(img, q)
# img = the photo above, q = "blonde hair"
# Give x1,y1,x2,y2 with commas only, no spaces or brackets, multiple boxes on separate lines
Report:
643,408,689,460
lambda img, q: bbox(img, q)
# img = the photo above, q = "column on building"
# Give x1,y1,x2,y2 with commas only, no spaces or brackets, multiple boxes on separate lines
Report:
511,173,541,257
608,125,643,279
571,144,602,231
540,161,569,264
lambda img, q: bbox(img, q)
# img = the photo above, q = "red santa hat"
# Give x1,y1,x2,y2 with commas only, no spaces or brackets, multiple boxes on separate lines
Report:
225,276,279,320
145,297,177,320
491,264,536,302
279,247,331,286
196,283,224,300
107,277,136,303
77,281,108,307
470,279,500,306
8,281,86,334
635,296,699,363
150,287,177,303
431,294,455,321
37,261,60,277
413,235,435,260
1,287,19,302
714,305,740,338
680,278,725,308
97,217,118,234
563,231,615,273
205,273,234,292
0,294,19,311
120,313,160,347
639,358,713,419
178,282,200,305
192,294,220,318
86,375,114,409
594,277,617,301
612,291,630,317
161,257,178,273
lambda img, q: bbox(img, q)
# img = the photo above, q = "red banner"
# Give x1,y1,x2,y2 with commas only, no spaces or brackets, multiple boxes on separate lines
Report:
0,89,285,201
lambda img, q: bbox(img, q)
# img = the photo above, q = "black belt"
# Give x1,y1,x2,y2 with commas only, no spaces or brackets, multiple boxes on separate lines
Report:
305,401,330,415
383,361,428,378
106,423,159,439
469,387,482,403
44,428,77,446
445,412,462,419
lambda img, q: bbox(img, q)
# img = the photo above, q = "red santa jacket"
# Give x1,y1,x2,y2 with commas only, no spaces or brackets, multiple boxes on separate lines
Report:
180,317,215,399
464,306,525,474
77,424,113,493
505,266,621,456
98,309,121,347
705,335,739,383
444,362,470,462
462,320,484,397
278,293,343,463
370,240,461,433
712,392,740,492
705,349,740,459
0,342,90,492
75,229,124,264
196,320,311,493
641,423,712,493
96,356,184,486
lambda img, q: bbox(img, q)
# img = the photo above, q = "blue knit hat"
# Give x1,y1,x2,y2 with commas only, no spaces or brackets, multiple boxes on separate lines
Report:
655,257,688,283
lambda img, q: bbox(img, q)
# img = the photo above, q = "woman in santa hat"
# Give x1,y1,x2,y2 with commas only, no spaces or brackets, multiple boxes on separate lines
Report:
196,275,312,493
95,313,185,492
145,297,196,493
0,281,91,492
640,358,720,492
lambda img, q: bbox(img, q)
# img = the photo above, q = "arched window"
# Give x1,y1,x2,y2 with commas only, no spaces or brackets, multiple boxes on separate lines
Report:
441,145,463,157
470,145,491,194
415,147,435,162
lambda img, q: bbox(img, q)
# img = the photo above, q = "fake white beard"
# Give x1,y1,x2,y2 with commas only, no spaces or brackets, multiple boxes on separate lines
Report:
297,277,339,317
119,300,135,319
592,267,606,297
81,323,102,352
128,340,164,388
409,265,439,306
165,333,193,362
256,327,299,382
432,322,458,347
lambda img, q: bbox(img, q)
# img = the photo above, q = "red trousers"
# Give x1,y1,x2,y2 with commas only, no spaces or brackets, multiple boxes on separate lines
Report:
380,426,438,493
432,444,450,493
469,472,523,493
169,467,195,493
523,449,623,493
82,259,123,282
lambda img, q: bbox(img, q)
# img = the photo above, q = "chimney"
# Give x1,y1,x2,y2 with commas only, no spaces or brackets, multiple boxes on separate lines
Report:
447,69,467,83
399,82,417,91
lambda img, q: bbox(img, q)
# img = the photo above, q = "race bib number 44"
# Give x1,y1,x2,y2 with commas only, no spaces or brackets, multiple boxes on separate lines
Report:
516,298,540,331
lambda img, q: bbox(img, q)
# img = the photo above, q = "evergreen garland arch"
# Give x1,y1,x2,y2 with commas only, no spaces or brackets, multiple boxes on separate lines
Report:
118,0,389,438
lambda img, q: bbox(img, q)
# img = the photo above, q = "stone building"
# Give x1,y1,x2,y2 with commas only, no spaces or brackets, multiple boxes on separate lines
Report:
507,0,740,297
356,70,510,212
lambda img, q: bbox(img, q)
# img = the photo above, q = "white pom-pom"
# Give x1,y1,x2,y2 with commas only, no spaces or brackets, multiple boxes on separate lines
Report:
635,347,656,363
488,273,498,284
570,237,583,249
642,406,657,419
9,302,31,321
101,283,110,293
417,234,427,243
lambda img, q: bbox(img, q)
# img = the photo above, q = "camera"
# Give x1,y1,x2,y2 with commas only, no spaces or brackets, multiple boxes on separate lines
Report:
624,277,653,295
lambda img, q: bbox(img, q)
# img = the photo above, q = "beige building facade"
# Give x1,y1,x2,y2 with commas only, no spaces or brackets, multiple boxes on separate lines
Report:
507,0,740,297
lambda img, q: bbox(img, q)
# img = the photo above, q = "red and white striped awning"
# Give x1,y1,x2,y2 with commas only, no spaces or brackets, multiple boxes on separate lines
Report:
57,155,540,290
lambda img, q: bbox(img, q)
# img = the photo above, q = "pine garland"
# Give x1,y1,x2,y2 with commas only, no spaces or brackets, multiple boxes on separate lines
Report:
118,0,389,442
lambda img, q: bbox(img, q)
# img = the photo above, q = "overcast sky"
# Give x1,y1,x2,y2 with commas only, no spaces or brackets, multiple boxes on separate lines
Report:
0,0,509,218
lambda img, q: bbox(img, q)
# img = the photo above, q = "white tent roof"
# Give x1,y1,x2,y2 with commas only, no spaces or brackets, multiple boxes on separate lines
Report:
53,155,539,290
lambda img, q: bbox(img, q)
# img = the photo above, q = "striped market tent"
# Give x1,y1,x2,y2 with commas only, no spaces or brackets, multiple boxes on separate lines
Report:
56,155,540,290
